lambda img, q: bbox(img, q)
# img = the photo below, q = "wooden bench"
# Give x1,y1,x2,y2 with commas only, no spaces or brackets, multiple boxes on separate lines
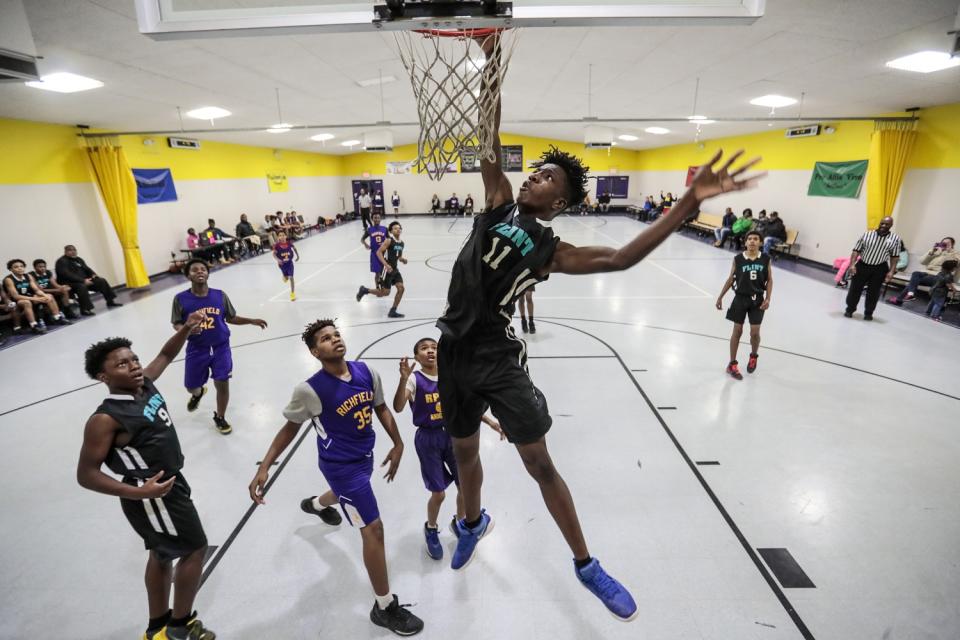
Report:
686,212,722,235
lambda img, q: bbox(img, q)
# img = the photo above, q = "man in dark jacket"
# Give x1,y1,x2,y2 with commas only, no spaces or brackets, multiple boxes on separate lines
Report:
54,245,120,315
714,207,737,247
762,211,787,255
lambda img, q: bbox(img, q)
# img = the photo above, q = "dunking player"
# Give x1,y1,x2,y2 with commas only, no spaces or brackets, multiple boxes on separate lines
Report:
435,34,765,621
77,313,216,640
715,229,773,379
357,220,407,318
249,319,424,636
359,211,388,294
172,259,268,434
273,230,300,301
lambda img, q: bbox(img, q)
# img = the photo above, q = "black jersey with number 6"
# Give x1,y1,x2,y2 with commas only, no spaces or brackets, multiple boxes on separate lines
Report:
93,377,185,480
438,202,559,339
732,252,770,300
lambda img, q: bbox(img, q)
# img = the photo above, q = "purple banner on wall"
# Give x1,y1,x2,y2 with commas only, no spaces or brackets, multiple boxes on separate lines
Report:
132,168,178,204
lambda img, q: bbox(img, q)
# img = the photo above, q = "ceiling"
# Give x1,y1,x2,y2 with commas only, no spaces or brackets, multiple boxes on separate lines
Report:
1,0,959,154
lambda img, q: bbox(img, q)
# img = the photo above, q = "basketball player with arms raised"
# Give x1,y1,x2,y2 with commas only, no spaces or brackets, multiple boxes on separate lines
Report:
436,33,765,621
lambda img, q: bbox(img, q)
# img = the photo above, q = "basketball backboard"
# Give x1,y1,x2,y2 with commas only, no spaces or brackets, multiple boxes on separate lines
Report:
135,0,764,39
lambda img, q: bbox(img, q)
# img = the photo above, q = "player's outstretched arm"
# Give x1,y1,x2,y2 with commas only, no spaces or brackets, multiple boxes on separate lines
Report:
392,357,413,413
374,404,404,482
143,310,205,380
481,414,506,440
226,315,268,329
550,150,765,276
716,260,737,310
478,33,513,212
77,414,175,499
249,420,302,504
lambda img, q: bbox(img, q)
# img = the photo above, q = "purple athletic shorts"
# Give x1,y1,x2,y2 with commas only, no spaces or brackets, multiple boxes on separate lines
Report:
318,455,380,527
370,254,382,274
280,261,294,278
184,341,233,389
414,427,459,492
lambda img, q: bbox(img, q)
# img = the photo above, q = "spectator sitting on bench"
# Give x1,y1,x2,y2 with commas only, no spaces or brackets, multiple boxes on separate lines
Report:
5,258,70,331
431,193,441,216
888,236,960,305
924,259,957,321
754,210,768,238
659,191,675,210
464,194,475,216
729,208,754,248
714,208,737,247
202,218,235,263
762,211,787,255
598,191,611,213
31,259,78,319
448,192,460,215
55,244,121,314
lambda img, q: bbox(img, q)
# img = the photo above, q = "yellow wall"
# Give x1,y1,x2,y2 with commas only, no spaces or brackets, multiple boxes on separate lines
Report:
909,103,960,169
0,118,91,183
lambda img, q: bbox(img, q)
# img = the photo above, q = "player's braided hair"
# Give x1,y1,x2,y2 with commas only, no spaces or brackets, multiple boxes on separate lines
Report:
533,145,590,208
302,318,338,349
182,258,208,277
84,337,132,379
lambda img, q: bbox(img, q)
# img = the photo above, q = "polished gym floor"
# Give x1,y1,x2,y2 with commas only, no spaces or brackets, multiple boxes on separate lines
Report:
1,215,956,639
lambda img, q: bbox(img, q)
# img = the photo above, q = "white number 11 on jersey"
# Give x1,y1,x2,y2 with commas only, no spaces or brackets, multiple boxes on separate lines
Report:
482,237,511,270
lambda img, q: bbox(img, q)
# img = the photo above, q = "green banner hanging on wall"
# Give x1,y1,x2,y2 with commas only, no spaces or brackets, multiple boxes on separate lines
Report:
808,159,869,198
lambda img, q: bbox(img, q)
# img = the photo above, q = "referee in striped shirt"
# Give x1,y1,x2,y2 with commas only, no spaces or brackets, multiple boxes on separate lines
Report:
845,216,901,320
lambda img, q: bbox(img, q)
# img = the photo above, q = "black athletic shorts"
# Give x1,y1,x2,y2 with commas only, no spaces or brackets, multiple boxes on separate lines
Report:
726,294,765,325
377,268,403,289
120,472,207,560
438,331,552,444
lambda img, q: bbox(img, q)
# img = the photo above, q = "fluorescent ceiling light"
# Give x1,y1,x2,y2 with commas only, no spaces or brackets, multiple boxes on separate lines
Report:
644,127,670,135
688,115,707,121
357,75,396,87
311,133,335,141
691,118,715,124
25,72,103,93
618,134,639,141
266,123,292,133
186,106,231,120
885,50,960,73
341,139,361,147
749,94,797,108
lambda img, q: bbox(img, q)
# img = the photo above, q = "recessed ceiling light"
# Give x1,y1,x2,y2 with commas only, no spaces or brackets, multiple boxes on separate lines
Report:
886,50,960,73
25,72,103,93
618,134,639,141
357,75,397,88
341,139,361,147
186,106,231,120
749,95,797,108
311,133,335,142
644,127,670,135
266,123,293,133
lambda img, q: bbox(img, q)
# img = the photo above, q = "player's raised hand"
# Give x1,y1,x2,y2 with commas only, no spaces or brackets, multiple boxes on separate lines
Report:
185,310,205,329
690,150,766,202
398,356,413,379
139,471,175,499
381,444,403,482
249,468,270,505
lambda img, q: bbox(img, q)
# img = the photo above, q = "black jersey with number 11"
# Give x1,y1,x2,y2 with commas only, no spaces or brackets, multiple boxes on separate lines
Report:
438,202,559,339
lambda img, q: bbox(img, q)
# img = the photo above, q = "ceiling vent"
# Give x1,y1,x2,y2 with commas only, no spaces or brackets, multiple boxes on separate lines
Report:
584,125,614,149
168,137,201,150
0,1,40,81
785,124,821,139
364,130,394,152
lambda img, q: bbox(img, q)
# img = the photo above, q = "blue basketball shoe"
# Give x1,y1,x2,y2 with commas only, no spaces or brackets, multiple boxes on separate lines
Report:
424,523,443,560
450,509,494,570
575,558,638,621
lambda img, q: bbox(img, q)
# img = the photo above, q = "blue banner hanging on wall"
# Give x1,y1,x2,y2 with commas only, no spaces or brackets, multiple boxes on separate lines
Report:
132,168,178,204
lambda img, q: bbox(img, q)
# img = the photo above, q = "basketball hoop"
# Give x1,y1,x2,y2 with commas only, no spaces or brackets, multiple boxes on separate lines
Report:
395,27,517,180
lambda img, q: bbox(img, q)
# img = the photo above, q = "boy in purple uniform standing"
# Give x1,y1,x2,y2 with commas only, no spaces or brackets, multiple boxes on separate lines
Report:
172,259,267,435
273,231,300,301
358,212,388,297
250,319,424,636
392,337,502,560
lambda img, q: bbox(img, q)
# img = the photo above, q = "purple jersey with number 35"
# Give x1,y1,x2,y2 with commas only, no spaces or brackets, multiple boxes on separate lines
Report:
305,361,377,463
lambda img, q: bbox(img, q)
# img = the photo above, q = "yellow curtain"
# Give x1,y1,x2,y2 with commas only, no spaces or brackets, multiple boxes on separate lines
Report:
865,120,918,229
85,140,149,288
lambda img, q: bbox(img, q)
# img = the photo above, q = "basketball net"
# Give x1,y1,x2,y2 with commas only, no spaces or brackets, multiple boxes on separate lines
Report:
395,28,517,180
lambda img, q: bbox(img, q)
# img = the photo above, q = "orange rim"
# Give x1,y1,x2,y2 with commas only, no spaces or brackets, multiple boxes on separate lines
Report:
413,27,505,38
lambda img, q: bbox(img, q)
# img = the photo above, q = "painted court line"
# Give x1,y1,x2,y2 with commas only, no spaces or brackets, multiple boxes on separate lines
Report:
268,245,365,301
269,294,708,303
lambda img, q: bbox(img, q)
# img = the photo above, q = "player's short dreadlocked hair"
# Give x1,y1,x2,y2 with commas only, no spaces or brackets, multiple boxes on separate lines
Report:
534,145,590,208
182,258,208,277
84,337,132,379
302,318,338,349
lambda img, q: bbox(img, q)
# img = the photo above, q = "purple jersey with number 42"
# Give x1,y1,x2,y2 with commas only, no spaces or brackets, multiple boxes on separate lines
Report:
175,289,231,347
306,361,377,464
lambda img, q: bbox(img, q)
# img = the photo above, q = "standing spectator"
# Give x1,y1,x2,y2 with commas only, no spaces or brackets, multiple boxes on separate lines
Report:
373,190,385,216
358,189,373,227
391,190,401,215
844,216,901,320
888,236,960,305
713,208,737,247
236,214,262,254
430,193,441,216
464,194,475,216
31,259,78,319
55,245,121,315
925,260,957,321
597,191,611,213
761,211,787,255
